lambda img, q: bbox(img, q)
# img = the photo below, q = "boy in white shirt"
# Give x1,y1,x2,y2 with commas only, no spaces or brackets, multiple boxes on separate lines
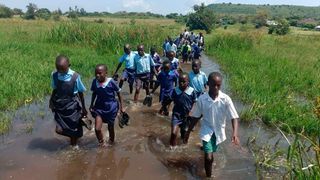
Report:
185,72,240,178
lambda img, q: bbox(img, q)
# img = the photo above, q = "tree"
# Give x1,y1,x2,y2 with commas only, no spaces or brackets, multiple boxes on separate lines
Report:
186,3,216,33
0,5,13,18
36,8,51,20
79,8,87,16
12,8,23,16
24,3,37,20
252,11,268,28
67,6,78,19
268,19,290,35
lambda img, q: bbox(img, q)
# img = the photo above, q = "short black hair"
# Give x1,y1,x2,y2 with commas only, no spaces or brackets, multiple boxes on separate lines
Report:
208,72,222,81
55,54,69,65
179,72,189,80
95,64,108,71
162,60,170,66
192,59,201,66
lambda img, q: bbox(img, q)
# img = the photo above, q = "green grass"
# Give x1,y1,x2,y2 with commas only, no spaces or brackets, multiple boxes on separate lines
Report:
206,25,320,178
0,18,181,134
206,25,320,136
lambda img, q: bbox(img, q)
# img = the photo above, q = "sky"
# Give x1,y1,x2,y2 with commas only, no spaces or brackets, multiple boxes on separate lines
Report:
1,0,319,15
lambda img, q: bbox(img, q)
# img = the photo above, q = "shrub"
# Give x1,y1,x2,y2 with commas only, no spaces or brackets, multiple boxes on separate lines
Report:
0,5,13,18
24,3,37,20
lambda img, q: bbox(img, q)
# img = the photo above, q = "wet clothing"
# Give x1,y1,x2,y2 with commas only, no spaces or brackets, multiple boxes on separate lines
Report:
157,70,179,103
171,87,197,127
51,71,83,138
191,91,239,145
91,78,121,125
189,71,208,97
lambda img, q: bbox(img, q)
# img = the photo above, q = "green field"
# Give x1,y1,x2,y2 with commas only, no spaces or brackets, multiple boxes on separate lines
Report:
206,25,320,136
0,18,180,134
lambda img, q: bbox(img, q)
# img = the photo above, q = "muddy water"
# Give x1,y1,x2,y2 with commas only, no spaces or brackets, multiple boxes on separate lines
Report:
1,55,285,179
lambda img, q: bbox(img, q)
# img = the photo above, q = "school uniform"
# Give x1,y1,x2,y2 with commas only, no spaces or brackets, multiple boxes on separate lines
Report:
170,58,180,71
191,91,239,153
50,69,86,138
171,87,197,129
133,53,155,89
119,51,137,85
165,42,177,54
189,71,208,97
90,78,121,125
157,70,179,104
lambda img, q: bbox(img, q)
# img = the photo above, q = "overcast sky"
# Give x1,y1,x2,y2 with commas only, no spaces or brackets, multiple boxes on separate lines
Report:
1,0,319,15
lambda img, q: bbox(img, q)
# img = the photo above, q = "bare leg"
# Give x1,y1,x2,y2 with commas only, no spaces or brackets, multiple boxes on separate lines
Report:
170,125,179,147
119,78,125,89
107,124,115,143
134,88,140,102
95,116,104,145
70,137,78,146
204,153,214,177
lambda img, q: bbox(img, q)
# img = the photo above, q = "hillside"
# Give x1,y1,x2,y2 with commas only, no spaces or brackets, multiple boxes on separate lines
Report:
207,3,320,20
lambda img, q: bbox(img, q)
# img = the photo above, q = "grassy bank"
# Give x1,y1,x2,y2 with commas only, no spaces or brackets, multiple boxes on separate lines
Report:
206,25,320,136
0,18,180,134
206,25,320,178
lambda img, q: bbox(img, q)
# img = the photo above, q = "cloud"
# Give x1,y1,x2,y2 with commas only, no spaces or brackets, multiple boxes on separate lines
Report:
122,0,151,11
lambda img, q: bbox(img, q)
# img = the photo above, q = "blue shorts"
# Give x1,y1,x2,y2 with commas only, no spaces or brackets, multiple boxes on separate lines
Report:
121,68,135,85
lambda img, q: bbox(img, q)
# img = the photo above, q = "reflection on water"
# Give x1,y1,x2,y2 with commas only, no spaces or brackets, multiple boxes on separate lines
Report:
0,55,260,179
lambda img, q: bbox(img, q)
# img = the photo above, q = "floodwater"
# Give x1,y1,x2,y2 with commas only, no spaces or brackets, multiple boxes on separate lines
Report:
0,55,286,179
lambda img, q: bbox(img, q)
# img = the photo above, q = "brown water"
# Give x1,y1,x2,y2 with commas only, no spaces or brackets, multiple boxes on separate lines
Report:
1,55,286,179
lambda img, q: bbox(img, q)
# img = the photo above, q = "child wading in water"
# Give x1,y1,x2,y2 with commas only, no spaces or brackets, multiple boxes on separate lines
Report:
170,73,197,148
49,55,87,149
186,72,240,178
114,44,136,94
151,60,179,116
133,44,157,106
90,64,124,147
189,59,207,98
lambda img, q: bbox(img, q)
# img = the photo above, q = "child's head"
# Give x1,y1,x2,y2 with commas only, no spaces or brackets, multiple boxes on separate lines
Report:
168,51,175,61
179,72,189,91
162,60,171,73
124,44,131,55
137,44,144,56
192,59,201,74
55,55,70,74
207,72,222,96
150,46,156,55
95,64,108,83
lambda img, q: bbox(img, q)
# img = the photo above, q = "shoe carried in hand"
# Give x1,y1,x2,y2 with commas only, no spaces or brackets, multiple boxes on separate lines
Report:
118,112,130,128
81,116,93,131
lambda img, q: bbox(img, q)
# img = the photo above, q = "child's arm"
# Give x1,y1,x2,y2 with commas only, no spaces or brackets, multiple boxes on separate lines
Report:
78,92,87,117
89,92,96,112
116,92,124,113
49,89,57,112
114,62,123,76
231,118,240,145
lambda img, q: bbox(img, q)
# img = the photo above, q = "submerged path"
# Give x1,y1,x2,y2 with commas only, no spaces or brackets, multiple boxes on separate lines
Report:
0,54,284,179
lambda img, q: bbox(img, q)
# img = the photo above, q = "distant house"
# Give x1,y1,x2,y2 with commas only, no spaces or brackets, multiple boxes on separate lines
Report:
266,20,277,26
316,26,320,31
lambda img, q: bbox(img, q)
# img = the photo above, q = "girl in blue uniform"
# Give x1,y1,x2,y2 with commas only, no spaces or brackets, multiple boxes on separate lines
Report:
90,64,124,147
151,60,179,116
170,73,197,148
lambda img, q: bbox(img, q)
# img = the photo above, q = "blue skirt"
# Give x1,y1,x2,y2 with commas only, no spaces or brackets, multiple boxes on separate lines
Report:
91,100,119,125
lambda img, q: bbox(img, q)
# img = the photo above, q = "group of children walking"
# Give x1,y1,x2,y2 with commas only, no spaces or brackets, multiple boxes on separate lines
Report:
49,31,240,178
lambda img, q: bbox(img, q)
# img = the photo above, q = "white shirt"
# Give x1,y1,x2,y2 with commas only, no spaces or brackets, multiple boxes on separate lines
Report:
191,91,239,145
